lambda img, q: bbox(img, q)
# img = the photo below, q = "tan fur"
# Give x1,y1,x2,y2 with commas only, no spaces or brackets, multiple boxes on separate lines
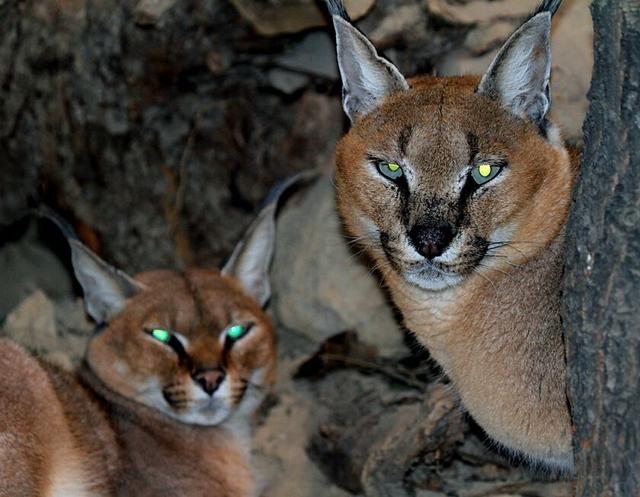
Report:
334,76,577,466
0,268,276,496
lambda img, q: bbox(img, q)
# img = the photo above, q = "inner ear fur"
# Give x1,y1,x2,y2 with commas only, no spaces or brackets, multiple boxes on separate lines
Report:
69,239,144,324
477,1,562,126
327,0,408,122
222,172,311,307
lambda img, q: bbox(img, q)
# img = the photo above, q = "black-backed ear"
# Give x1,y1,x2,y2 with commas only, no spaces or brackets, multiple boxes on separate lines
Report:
477,0,562,126
221,173,309,307
327,0,408,122
69,239,145,323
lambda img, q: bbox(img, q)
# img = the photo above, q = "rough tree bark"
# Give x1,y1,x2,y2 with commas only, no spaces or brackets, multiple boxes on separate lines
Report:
562,1,640,496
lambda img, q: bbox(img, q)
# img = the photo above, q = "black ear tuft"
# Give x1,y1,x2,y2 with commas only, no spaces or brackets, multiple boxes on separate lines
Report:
324,0,408,122
325,0,350,21
533,0,562,17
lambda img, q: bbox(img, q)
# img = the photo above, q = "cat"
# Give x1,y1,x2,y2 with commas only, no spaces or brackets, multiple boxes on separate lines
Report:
0,195,284,497
326,0,576,469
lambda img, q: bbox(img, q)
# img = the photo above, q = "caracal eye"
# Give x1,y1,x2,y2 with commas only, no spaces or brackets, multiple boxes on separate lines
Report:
378,161,404,180
471,163,502,185
149,328,172,344
225,323,251,342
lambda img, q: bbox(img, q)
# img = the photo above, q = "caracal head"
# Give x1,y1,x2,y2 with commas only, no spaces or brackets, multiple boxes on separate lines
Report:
66,200,280,426
329,0,575,291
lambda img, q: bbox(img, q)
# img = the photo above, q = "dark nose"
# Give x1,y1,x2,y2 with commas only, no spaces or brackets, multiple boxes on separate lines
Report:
193,369,225,396
409,225,454,260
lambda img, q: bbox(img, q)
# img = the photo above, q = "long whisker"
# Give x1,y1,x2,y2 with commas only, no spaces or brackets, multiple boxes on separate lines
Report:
473,267,497,293
487,241,528,259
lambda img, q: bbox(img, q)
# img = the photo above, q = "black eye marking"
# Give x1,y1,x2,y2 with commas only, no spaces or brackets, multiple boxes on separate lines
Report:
368,155,409,193
456,158,508,219
144,328,188,362
398,126,413,155
467,132,479,163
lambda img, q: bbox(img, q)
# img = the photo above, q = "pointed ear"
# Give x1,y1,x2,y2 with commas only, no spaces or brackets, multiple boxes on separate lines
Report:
222,203,277,308
327,0,408,122
221,172,311,307
477,5,558,126
69,239,145,323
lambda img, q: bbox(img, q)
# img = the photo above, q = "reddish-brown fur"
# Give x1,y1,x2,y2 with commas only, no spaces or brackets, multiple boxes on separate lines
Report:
0,269,275,497
334,75,577,466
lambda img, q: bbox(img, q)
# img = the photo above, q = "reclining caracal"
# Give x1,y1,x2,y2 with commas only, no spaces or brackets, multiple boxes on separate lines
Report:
327,0,576,469
0,199,282,497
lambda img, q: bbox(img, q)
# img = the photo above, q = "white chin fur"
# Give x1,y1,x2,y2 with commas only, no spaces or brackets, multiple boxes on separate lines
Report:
175,380,234,426
137,378,235,427
403,268,463,291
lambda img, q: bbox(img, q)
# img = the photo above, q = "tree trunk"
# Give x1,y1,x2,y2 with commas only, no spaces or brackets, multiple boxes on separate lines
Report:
562,1,640,496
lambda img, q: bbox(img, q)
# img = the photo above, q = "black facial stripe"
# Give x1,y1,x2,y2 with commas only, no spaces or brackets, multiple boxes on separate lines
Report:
167,335,188,360
396,173,416,228
145,328,192,369
467,132,479,163
457,176,478,220
379,232,401,271
369,156,410,195
456,157,508,225
398,125,413,155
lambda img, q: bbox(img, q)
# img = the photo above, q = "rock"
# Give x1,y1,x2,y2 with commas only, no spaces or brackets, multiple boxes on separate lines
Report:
134,0,179,26
546,0,593,143
309,379,463,496
2,290,58,354
274,92,343,175
424,0,538,25
370,5,426,45
228,0,375,36
268,68,310,95
271,175,406,356
436,0,592,142
463,20,517,55
1,292,92,365
253,357,357,497
0,221,75,321
274,32,338,80
43,351,74,371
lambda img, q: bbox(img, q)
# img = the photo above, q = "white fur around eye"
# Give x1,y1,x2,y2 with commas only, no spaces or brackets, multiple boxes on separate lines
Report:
353,211,380,244
367,159,415,186
456,165,473,191
173,333,189,348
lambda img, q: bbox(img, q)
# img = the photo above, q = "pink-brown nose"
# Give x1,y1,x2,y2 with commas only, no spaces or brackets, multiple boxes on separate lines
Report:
193,369,225,396
409,224,454,260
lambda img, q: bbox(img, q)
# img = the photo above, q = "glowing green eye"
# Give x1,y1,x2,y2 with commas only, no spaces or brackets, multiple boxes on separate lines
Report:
471,163,501,185
226,324,246,340
150,328,171,343
378,161,403,180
